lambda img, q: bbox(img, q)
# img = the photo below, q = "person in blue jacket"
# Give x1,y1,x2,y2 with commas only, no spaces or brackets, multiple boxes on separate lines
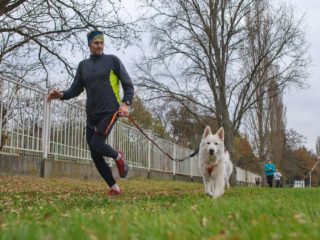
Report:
264,160,276,187
47,30,134,196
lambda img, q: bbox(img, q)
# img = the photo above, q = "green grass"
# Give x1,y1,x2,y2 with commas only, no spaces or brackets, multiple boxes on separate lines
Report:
1,176,319,240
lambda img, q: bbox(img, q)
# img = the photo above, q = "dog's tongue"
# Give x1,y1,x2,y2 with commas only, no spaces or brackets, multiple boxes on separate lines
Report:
207,166,214,175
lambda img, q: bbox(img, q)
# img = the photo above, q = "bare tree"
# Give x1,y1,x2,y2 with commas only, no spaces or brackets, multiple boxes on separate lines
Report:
243,0,273,164
268,81,286,169
135,0,309,156
285,128,306,151
0,0,138,88
0,0,27,16
244,79,286,172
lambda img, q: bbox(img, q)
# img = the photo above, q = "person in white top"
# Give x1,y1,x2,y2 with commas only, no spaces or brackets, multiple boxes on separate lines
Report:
274,169,282,188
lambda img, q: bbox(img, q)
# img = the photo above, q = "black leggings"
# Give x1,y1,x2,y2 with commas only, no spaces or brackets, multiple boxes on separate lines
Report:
86,113,118,187
266,175,274,188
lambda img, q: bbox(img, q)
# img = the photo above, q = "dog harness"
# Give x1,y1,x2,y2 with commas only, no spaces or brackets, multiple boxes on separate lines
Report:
207,164,218,176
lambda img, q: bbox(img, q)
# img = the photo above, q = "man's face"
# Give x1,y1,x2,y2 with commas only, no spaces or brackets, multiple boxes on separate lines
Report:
89,39,104,55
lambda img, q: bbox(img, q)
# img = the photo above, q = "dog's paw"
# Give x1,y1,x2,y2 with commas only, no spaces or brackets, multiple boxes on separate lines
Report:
205,191,214,197
212,191,224,198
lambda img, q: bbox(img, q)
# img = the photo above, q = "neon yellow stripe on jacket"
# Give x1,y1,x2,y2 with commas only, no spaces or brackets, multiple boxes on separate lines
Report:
110,70,120,104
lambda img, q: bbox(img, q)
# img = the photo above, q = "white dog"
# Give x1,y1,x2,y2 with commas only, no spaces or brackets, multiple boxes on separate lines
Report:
199,126,233,198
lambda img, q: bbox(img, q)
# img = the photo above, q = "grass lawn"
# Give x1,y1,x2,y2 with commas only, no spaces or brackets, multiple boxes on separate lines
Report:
0,176,319,240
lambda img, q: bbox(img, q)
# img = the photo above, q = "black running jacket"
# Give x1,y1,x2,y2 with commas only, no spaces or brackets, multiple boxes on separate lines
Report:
61,54,134,115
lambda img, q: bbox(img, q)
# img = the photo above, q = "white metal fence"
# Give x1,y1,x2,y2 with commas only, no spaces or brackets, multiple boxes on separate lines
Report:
236,167,261,186
0,76,259,183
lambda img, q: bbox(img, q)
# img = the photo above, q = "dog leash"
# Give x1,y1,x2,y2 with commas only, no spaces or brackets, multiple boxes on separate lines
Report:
104,110,199,162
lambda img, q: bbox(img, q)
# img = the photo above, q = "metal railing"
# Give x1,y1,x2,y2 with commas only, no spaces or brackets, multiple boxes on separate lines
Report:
0,76,259,182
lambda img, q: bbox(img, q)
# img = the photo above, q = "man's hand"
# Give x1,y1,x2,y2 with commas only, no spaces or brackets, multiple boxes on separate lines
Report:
119,103,130,117
47,90,63,102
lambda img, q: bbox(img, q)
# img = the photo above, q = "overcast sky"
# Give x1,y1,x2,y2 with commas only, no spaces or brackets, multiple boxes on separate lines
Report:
283,0,320,153
109,0,319,153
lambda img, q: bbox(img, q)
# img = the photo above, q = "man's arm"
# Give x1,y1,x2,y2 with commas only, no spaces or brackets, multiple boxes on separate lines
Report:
60,65,84,100
114,56,134,116
113,56,134,103
47,63,84,102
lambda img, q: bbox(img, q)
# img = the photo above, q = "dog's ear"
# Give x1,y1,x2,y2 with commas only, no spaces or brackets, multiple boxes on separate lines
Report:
217,127,225,141
203,126,212,138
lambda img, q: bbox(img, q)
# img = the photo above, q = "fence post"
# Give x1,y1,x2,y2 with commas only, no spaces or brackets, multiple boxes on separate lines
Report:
42,95,51,159
172,144,176,180
190,155,194,182
309,172,312,188
147,140,151,179
41,94,51,177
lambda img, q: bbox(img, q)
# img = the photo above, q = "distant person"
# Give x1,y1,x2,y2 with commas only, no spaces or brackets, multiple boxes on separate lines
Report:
274,169,282,188
264,160,275,187
47,30,134,197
